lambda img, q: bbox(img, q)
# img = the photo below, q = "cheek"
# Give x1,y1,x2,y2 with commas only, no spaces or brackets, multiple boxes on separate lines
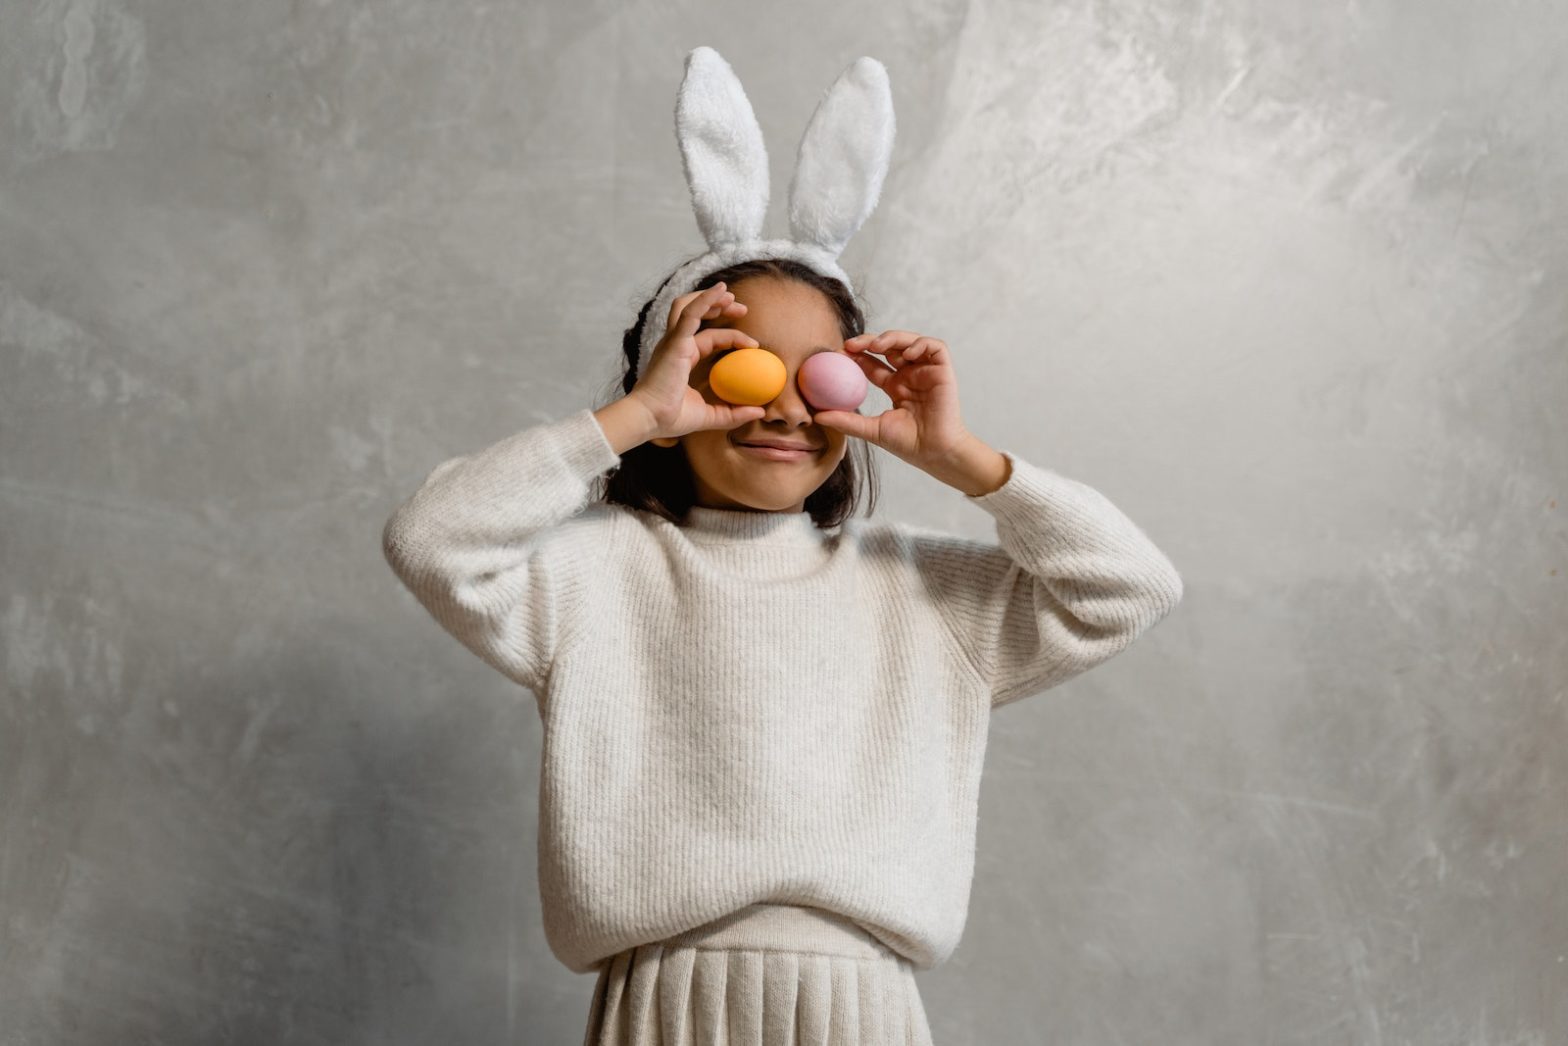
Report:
684,431,731,462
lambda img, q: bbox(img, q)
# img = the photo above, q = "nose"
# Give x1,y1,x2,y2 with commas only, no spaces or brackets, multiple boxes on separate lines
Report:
758,367,817,431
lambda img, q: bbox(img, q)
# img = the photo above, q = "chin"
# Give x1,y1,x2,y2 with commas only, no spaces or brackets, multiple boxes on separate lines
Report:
734,492,802,512
721,483,808,512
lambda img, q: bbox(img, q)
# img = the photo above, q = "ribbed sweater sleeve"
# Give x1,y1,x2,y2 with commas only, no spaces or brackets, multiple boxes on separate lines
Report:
380,407,621,697
915,449,1185,709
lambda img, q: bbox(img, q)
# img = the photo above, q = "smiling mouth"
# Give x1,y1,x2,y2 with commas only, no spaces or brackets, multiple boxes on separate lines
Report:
734,442,819,460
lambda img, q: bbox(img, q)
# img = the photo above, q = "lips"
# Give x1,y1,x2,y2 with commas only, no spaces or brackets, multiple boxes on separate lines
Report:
733,436,822,451
734,439,819,461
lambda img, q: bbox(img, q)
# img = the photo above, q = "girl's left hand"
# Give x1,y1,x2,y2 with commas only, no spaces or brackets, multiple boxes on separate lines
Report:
812,330,971,469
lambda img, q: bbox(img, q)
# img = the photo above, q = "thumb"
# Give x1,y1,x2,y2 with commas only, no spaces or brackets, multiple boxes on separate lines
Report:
814,410,876,444
721,405,767,426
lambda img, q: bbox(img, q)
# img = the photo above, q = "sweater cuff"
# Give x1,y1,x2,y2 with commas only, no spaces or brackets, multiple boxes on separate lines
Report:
559,406,623,479
962,448,1083,524
963,449,1147,557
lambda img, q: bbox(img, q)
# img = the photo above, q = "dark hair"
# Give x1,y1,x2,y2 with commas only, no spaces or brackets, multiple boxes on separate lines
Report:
590,255,880,529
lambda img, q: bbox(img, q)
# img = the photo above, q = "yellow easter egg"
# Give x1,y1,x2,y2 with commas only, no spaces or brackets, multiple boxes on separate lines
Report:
709,348,787,406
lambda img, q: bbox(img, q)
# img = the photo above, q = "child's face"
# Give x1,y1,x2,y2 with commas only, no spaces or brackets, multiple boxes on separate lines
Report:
651,275,852,514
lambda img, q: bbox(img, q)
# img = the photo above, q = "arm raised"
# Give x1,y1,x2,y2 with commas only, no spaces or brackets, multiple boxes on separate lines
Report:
914,447,1184,709
381,406,632,696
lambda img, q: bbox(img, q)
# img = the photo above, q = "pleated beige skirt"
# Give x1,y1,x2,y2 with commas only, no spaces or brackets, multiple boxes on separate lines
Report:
581,903,935,1046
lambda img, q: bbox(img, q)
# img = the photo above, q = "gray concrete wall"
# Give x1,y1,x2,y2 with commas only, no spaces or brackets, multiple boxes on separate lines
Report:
3,1,1564,1043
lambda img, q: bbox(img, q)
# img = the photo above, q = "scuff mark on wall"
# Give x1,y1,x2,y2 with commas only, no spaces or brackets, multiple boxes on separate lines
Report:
11,0,147,161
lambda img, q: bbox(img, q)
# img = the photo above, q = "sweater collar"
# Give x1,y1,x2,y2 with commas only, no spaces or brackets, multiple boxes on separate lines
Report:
681,505,832,546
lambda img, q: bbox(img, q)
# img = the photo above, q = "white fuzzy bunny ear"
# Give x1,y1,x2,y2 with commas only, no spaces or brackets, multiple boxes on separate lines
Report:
787,56,896,260
674,46,770,248
635,48,897,364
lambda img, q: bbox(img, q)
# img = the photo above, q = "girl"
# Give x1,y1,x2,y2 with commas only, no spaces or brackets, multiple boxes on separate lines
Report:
382,49,1183,1046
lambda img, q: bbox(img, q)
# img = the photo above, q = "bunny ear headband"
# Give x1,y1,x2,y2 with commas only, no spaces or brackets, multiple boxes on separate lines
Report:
636,45,897,363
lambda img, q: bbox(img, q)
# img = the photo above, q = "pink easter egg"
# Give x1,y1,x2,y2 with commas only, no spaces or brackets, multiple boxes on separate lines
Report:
799,352,868,412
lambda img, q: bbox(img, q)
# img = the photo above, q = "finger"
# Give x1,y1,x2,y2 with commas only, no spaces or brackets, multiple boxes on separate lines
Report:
847,349,899,390
713,403,767,429
899,337,949,364
668,282,732,336
704,294,743,319
694,327,761,360
845,330,923,365
673,281,728,316
851,329,919,349
843,330,893,353
845,329,913,346
694,287,737,322
812,409,878,443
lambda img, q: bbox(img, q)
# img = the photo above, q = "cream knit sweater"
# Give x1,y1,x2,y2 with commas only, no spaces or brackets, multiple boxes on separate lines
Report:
381,406,1183,975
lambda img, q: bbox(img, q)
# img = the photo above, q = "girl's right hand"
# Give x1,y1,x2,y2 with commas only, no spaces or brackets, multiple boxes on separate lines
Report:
629,281,768,441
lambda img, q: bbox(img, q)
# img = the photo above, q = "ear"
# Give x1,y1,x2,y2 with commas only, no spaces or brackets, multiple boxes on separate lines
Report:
787,56,895,259
650,436,679,448
675,46,770,249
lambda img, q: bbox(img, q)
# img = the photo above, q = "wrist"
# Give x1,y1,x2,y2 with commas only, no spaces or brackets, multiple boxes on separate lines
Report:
926,431,1011,497
594,395,664,456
